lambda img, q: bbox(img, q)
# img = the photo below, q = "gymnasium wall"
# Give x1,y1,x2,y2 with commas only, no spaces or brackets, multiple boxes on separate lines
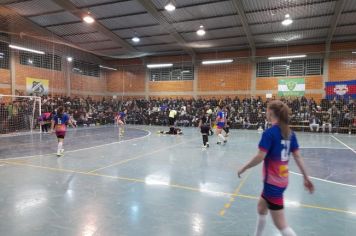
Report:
2,40,356,101
1,34,108,99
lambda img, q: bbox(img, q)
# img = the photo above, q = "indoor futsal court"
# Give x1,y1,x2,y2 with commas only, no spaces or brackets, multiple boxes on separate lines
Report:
1,0,356,236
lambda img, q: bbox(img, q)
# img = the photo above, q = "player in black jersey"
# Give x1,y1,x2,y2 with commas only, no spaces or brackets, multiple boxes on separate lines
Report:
199,110,212,148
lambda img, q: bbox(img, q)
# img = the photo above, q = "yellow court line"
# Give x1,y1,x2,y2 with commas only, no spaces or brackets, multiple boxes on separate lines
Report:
0,160,234,197
87,137,199,173
219,172,251,216
2,160,356,216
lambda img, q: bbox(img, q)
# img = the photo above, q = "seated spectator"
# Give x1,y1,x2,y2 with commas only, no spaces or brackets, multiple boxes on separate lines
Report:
322,112,332,133
243,116,251,129
309,114,321,132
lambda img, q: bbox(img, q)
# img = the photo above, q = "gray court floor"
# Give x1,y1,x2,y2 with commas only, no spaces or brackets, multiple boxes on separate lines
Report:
0,125,355,236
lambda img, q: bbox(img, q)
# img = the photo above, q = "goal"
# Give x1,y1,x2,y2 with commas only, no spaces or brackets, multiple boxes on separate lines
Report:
0,95,41,135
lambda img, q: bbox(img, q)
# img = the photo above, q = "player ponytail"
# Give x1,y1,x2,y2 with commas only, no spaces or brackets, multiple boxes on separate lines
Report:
268,100,291,140
57,106,64,117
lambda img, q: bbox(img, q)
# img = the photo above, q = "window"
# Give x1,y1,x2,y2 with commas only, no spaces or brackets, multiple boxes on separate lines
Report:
72,60,100,77
0,41,10,69
149,64,194,81
20,52,61,71
256,59,323,77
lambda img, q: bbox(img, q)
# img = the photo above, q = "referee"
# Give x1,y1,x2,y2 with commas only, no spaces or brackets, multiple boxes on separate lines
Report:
168,107,177,128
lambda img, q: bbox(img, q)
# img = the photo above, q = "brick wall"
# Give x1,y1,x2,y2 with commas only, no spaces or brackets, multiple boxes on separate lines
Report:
149,80,193,92
198,62,251,92
106,66,145,94
329,57,356,82
0,68,10,84
2,42,356,101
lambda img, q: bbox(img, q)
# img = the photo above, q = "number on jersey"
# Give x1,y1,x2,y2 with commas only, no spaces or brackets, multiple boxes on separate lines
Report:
281,140,291,161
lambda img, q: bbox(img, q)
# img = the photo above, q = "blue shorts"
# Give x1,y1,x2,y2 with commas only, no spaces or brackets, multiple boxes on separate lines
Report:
261,182,286,210
217,122,225,129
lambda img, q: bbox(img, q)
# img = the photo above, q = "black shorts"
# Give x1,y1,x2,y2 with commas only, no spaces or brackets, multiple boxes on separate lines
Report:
261,195,284,210
168,117,176,126
200,125,210,134
56,135,65,139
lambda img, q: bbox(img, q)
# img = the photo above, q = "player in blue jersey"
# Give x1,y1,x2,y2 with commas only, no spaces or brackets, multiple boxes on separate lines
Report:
215,105,227,145
238,100,314,236
115,109,127,136
51,106,75,157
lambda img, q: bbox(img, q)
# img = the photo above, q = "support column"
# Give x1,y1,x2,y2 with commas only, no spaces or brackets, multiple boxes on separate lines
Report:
193,58,198,99
322,54,329,98
145,67,149,100
66,61,71,97
10,50,16,96
250,59,257,97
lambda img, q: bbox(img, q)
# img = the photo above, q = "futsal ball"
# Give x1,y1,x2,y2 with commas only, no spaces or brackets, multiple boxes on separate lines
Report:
207,109,212,115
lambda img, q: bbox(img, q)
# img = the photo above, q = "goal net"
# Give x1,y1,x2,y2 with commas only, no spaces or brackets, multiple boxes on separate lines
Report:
0,95,41,135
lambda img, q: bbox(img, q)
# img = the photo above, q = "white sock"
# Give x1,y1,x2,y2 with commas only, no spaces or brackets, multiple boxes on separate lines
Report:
254,214,267,236
57,142,63,154
218,133,226,141
280,227,297,236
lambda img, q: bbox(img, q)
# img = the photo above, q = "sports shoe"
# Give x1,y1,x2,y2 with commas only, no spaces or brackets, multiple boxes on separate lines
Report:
217,142,221,145
206,143,209,147
202,145,207,148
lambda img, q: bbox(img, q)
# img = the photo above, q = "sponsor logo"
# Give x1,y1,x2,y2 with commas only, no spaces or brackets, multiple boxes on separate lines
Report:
333,84,348,96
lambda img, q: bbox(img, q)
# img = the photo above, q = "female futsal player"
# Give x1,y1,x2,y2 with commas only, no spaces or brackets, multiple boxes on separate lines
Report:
237,100,314,236
51,106,75,157
115,109,127,136
216,105,227,145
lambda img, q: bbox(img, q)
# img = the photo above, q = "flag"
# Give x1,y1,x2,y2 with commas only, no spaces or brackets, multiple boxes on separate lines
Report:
325,80,356,100
26,77,49,95
278,78,305,96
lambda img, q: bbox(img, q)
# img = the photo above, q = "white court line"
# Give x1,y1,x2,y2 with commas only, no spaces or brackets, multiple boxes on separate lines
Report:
290,171,356,188
301,147,348,150
2,128,151,160
330,135,356,155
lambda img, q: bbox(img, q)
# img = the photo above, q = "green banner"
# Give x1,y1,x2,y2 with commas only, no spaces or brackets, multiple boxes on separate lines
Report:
278,78,305,96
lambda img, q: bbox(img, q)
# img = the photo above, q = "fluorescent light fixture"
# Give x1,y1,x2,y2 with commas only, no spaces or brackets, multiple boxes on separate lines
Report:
282,13,293,26
83,15,95,24
268,55,306,60
164,2,176,11
352,51,356,54
99,65,117,71
202,59,233,65
181,70,190,73
9,44,45,54
147,63,173,68
67,57,73,62
132,36,140,43
197,25,206,36
282,18,293,26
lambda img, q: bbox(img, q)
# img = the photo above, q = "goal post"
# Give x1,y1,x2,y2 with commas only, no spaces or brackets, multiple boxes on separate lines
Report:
0,94,41,135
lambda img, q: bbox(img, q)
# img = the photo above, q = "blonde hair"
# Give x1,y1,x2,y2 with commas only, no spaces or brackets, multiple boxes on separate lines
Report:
268,100,291,139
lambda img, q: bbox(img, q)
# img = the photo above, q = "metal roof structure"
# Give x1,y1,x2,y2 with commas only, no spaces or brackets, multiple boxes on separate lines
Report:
1,0,355,58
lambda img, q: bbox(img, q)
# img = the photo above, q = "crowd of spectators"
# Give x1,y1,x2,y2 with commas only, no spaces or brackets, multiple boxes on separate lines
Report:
1,95,355,134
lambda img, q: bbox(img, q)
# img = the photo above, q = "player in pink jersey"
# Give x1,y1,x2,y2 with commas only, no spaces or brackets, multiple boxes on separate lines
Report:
51,106,75,157
238,100,314,236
